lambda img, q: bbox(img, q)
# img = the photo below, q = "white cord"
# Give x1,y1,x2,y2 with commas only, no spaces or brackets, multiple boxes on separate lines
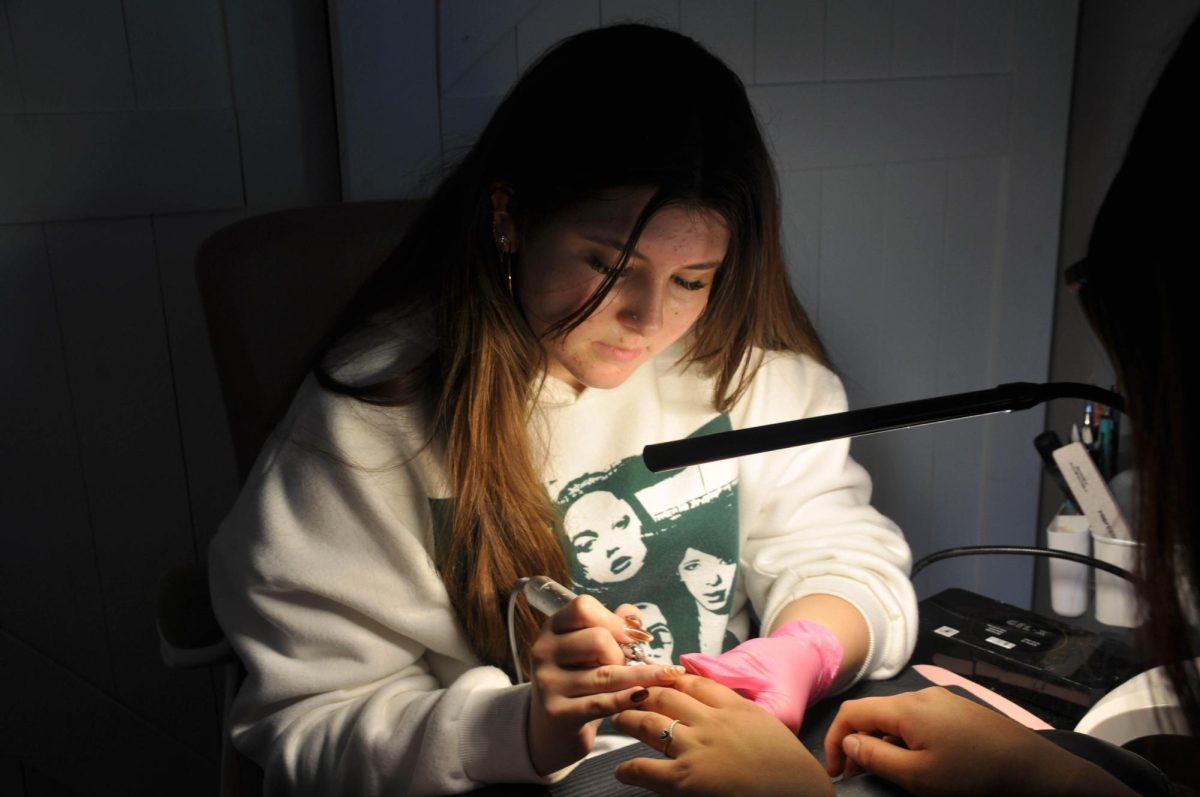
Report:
508,577,531,684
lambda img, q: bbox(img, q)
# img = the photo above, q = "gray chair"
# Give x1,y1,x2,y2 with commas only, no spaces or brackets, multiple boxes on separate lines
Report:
156,199,423,795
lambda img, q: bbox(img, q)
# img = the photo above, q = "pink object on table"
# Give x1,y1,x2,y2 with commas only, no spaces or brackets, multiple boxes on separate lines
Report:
912,663,1053,730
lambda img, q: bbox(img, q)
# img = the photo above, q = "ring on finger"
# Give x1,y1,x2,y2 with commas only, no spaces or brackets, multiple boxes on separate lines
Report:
659,718,681,757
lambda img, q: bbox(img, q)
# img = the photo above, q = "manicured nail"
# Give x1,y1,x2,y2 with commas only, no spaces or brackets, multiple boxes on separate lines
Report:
659,665,686,680
631,689,649,703
626,628,654,642
843,735,860,758
623,613,644,629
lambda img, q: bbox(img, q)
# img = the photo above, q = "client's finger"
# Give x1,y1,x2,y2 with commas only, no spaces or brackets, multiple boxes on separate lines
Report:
611,708,687,756
615,756,676,792
823,696,908,775
618,678,711,725
840,734,917,784
561,664,685,698
664,672,754,709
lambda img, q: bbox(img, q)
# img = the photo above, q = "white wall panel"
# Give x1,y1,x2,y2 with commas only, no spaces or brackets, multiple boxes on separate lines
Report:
0,6,22,113
779,168,822,318
978,1,1076,606
602,0,679,27
1,630,215,796
44,218,213,751
440,0,538,89
0,224,113,693
750,75,1010,171
756,0,824,84
441,30,518,155
953,0,1014,74
5,0,134,112
517,0,601,70
892,0,954,77
225,0,340,209
330,0,440,200
681,0,755,83
819,165,885,405
918,156,1004,596
0,111,242,224
124,0,231,110
825,0,893,80
154,211,245,552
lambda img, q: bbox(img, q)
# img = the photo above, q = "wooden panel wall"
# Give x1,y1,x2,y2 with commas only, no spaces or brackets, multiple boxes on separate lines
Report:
0,1,339,793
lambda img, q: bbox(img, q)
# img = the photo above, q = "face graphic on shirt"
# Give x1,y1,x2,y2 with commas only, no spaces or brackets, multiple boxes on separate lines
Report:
635,601,675,663
564,490,648,583
678,546,736,613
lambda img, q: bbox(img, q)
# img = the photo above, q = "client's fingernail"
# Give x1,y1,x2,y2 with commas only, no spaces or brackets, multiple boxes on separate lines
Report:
625,628,654,642
659,665,686,680
843,735,860,758
631,689,649,703
623,613,643,629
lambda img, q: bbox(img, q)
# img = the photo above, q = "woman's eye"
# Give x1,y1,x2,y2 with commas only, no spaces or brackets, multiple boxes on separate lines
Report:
672,275,707,291
587,255,619,277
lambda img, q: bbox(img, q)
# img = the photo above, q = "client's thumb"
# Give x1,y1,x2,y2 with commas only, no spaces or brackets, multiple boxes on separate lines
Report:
842,733,911,780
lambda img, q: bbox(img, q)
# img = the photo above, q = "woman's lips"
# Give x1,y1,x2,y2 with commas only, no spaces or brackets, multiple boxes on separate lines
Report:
611,555,632,574
595,341,643,362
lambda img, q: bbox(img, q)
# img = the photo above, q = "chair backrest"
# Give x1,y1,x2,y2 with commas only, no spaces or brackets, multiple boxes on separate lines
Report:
196,200,423,481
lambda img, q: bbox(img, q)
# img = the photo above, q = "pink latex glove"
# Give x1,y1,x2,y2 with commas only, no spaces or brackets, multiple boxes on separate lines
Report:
680,620,843,733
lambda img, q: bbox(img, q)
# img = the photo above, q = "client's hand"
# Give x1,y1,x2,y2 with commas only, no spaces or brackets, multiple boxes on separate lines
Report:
527,595,685,777
612,673,835,797
824,687,1139,797
680,620,842,732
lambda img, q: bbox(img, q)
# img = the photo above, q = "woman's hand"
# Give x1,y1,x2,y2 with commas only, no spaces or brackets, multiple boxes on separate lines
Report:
612,674,835,797
824,687,1138,797
527,596,685,776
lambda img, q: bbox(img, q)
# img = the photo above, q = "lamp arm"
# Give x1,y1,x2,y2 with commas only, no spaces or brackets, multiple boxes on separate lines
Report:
642,381,1123,472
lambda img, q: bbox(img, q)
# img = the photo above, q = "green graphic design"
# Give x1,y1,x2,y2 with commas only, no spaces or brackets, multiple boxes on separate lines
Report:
551,414,740,661
430,415,741,662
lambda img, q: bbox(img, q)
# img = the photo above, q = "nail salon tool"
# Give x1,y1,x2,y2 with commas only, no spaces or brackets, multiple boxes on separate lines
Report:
1034,431,1076,513
507,576,649,683
1052,441,1131,541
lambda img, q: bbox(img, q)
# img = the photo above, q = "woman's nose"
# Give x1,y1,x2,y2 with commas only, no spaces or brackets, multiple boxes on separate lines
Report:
616,278,663,334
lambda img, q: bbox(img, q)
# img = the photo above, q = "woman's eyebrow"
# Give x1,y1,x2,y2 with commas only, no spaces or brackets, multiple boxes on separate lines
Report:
581,234,722,270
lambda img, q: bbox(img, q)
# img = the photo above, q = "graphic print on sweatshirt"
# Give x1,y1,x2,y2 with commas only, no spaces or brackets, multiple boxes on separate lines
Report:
548,414,740,661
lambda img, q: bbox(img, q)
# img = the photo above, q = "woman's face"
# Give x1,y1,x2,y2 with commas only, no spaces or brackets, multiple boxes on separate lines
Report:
564,490,648,584
635,601,675,663
678,546,736,612
517,188,728,392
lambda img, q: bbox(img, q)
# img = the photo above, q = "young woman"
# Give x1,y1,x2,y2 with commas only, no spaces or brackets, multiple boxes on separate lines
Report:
209,23,917,795
612,15,1200,797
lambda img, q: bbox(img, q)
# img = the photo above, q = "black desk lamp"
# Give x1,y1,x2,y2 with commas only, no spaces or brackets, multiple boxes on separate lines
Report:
642,380,1130,582
642,381,1123,472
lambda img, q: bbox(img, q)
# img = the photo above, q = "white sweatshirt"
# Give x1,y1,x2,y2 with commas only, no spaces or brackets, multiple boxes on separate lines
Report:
209,339,917,796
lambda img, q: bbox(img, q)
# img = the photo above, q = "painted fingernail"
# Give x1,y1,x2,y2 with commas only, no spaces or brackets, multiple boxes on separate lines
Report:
625,628,654,642
631,689,650,703
623,613,644,629
659,665,686,680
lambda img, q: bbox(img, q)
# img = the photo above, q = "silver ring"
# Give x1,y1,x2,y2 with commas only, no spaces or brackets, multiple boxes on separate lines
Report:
659,718,681,756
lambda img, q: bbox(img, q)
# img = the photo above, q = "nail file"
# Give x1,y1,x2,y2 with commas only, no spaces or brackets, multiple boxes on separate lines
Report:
1052,442,1131,541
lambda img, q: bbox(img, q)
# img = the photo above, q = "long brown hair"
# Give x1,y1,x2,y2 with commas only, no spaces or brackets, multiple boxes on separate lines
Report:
1077,15,1199,734
318,24,828,676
